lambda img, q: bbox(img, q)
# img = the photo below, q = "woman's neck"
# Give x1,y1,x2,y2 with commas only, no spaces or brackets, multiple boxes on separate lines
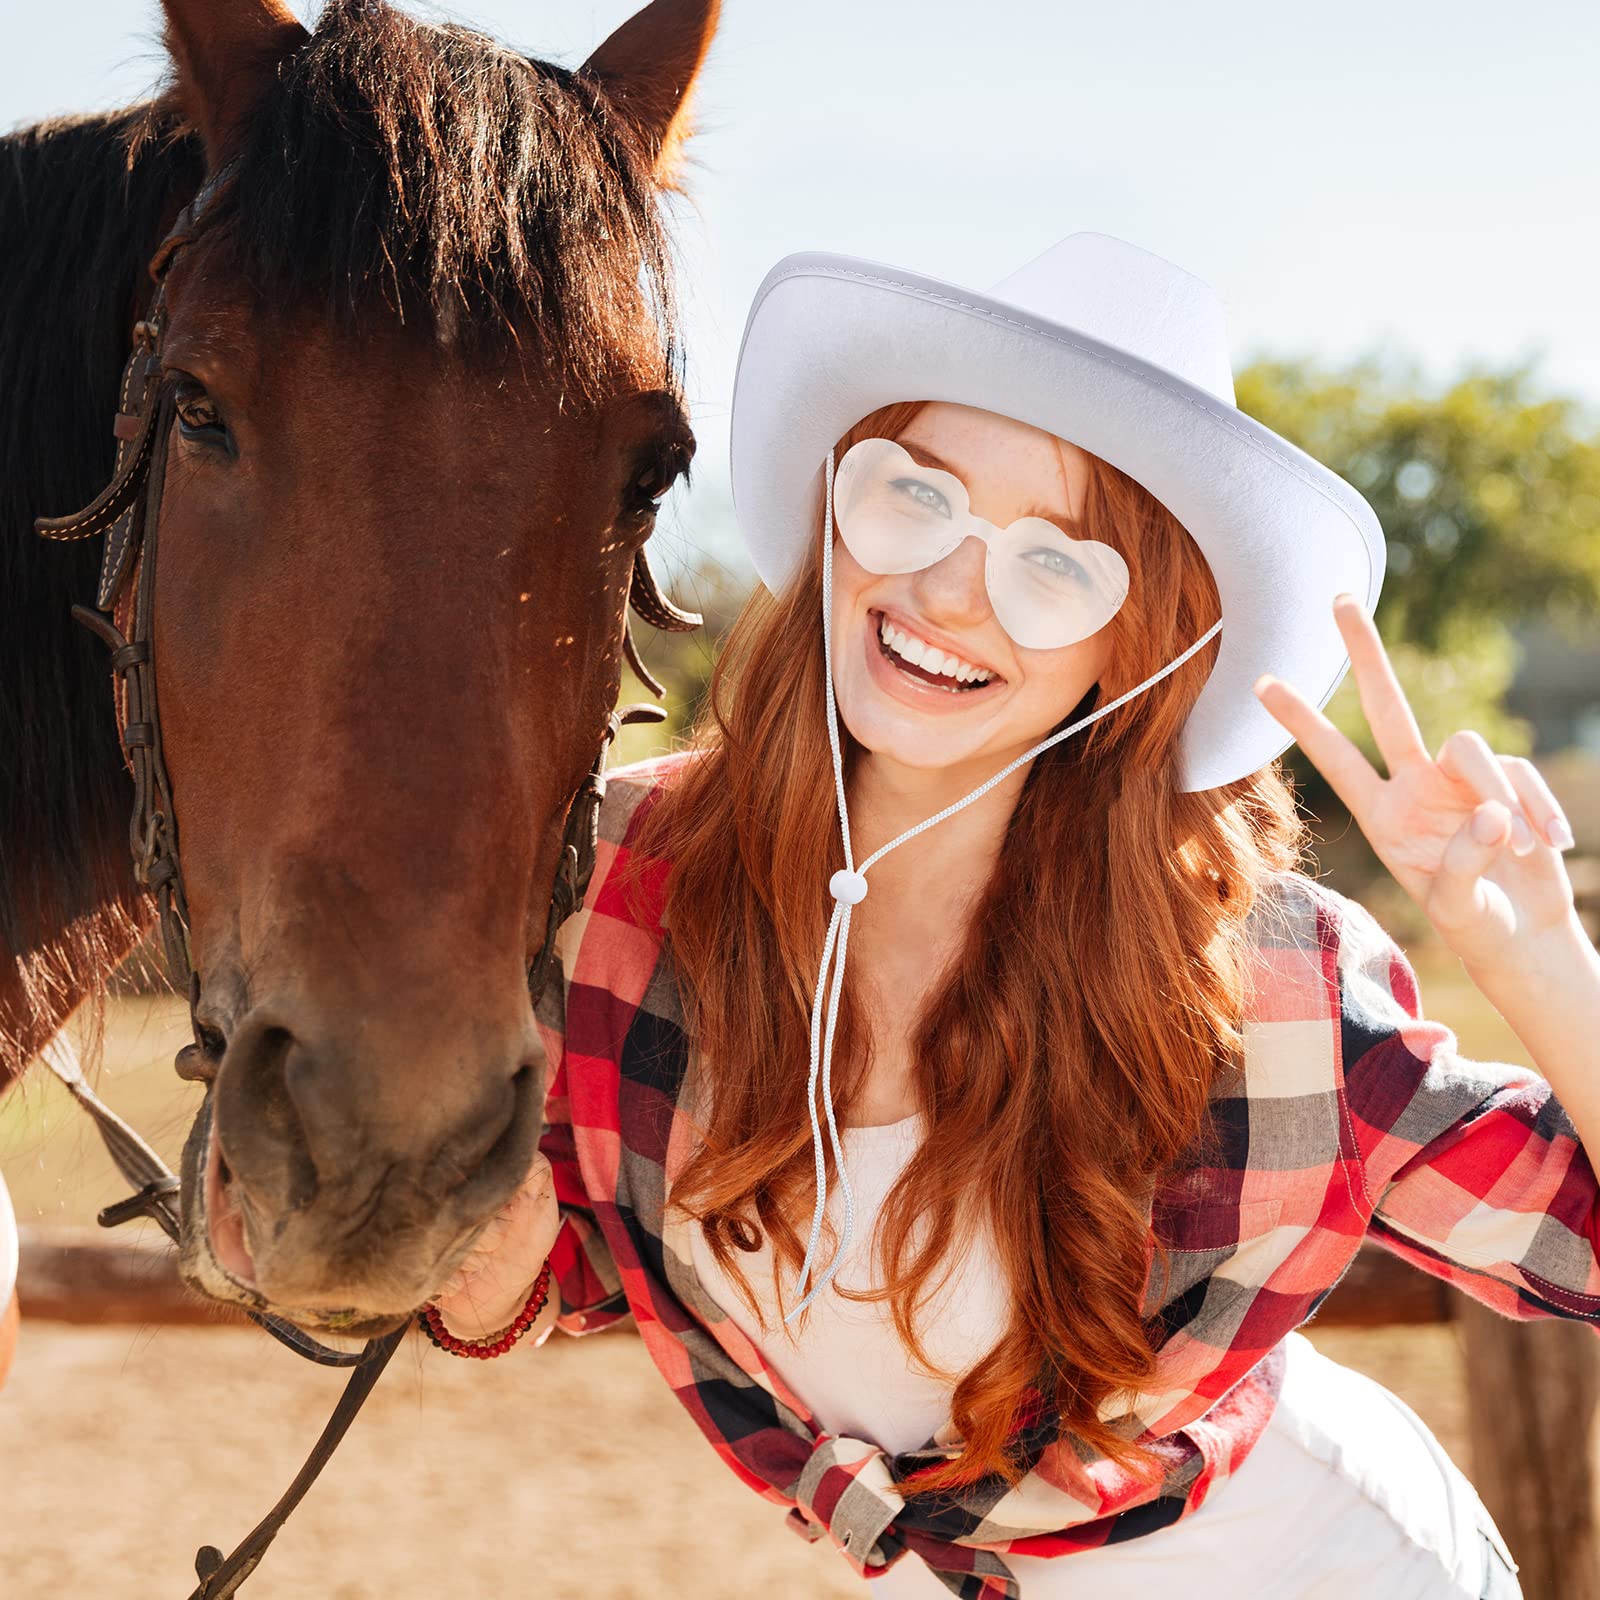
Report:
834,751,1032,1123
846,748,1027,914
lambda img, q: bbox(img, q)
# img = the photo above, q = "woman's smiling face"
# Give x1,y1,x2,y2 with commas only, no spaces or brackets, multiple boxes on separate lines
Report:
829,402,1117,773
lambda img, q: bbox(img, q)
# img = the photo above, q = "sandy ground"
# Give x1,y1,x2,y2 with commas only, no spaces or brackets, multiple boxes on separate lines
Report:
0,1313,1470,1600
0,1316,872,1600
0,986,1495,1597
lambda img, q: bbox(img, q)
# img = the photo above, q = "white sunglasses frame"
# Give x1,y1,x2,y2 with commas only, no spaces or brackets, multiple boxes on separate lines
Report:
829,435,1131,651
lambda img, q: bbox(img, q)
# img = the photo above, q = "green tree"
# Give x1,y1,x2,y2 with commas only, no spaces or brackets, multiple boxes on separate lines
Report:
1235,358,1600,796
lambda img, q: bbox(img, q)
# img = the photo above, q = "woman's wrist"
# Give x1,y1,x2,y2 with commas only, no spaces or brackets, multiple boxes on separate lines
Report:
421,1258,553,1358
432,1281,537,1343
421,1153,562,1352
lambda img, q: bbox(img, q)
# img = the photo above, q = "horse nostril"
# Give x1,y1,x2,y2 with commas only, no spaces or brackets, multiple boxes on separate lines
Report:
213,1020,320,1215
482,1063,535,1165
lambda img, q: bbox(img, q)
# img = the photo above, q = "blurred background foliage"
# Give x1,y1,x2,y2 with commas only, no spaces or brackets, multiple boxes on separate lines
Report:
1236,358,1600,755
1236,359,1600,926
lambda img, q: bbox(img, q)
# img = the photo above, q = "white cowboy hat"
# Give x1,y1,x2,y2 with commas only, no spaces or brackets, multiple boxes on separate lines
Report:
727,230,1387,793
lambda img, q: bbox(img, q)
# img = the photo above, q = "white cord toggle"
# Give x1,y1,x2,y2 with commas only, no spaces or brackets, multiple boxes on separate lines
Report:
829,869,869,905
785,443,1225,1325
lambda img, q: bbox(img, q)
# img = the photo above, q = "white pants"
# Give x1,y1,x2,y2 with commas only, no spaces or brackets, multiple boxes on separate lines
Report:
861,1331,1512,1598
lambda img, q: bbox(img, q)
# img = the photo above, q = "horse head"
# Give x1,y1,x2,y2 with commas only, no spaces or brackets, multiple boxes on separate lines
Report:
79,0,717,1337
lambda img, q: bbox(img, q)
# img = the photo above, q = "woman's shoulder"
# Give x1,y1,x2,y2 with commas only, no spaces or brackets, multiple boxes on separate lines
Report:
1247,865,1410,972
574,745,706,938
1242,865,1381,962
597,746,701,853
1239,866,1418,1046
544,749,701,1014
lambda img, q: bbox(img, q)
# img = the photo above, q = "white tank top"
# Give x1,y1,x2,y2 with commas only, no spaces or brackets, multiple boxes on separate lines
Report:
686,1112,1500,1598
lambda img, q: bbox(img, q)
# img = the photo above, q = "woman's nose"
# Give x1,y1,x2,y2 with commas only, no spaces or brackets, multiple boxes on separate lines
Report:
911,532,991,625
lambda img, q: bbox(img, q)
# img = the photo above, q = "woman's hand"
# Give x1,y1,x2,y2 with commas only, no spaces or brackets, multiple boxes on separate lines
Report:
428,1149,561,1341
1253,593,1580,973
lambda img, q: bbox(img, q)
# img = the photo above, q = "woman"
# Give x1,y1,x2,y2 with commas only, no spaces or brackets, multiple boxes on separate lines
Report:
423,233,1600,1597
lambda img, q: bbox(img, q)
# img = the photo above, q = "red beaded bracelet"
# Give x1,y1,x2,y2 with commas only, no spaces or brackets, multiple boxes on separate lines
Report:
418,1257,553,1359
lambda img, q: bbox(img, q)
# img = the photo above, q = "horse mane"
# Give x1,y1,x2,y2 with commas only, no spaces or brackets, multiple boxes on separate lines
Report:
0,104,203,990
1,0,689,1067
166,0,689,392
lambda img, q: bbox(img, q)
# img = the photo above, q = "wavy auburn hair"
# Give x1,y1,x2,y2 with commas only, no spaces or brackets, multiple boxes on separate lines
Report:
632,400,1310,1499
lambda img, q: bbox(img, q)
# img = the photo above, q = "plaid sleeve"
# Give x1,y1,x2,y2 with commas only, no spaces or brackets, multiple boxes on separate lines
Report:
1328,883,1600,1324
533,912,632,1338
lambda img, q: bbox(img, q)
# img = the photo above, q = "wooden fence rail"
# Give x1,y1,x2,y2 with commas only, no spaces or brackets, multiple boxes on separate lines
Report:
16,1225,249,1327
14,1223,1443,1331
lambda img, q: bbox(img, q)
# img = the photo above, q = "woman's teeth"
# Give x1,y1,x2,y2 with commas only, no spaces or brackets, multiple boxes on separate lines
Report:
878,615,994,688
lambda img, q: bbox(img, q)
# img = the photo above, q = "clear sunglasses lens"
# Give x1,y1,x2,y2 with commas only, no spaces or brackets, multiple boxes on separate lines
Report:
987,522,1130,650
833,437,960,575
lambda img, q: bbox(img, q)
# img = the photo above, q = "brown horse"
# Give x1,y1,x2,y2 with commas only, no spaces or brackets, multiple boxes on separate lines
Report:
0,0,720,1347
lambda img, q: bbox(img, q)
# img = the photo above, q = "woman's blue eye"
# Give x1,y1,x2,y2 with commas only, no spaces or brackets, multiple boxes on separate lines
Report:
889,477,951,516
1024,547,1085,582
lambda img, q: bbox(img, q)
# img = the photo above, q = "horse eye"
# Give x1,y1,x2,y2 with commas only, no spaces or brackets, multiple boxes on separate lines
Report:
172,379,231,448
630,436,695,515
635,463,673,502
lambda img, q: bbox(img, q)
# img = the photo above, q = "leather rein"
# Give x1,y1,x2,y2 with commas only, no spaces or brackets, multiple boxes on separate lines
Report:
32,155,700,1598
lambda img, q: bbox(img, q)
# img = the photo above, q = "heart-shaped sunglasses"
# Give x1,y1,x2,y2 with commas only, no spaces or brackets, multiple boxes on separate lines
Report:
831,437,1129,650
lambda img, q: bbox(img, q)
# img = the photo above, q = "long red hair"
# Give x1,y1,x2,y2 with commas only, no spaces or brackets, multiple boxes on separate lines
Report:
632,400,1309,1497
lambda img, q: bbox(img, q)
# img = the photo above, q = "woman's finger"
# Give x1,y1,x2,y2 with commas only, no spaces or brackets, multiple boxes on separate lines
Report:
1436,731,1537,856
1253,670,1383,821
1427,801,1509,939
1498,753,1576,851
1331,593,1432,775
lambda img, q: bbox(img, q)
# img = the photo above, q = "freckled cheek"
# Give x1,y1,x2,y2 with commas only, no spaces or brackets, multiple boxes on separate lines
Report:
1012,634,1110,729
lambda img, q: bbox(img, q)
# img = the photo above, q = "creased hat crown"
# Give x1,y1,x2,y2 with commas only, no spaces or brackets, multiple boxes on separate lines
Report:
986,232,1236,405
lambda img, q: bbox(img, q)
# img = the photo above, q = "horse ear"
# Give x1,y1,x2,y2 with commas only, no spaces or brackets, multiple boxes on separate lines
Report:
160,0,308,166
579,0,722,193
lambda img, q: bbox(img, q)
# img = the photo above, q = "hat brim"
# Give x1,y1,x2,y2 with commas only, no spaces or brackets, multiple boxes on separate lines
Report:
729,251,1386,794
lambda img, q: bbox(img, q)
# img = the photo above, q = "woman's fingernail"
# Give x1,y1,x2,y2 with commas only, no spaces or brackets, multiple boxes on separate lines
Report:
1510,815,1535,853
1547,816,1576,850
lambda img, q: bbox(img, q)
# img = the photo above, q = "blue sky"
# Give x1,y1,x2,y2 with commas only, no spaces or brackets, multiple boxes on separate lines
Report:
6,1,1597,584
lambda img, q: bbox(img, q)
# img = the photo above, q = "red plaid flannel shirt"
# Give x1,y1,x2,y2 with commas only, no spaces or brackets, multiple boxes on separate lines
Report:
534,752,1600,1598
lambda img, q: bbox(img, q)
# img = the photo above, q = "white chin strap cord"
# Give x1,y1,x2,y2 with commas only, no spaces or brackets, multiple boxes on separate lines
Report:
786,445,1224,1324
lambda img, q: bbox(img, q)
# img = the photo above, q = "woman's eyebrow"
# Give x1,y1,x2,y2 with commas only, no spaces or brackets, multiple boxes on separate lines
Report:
899,440,1085,531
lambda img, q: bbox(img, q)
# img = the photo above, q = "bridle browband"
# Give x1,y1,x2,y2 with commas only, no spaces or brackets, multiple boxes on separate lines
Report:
33,154,701,1598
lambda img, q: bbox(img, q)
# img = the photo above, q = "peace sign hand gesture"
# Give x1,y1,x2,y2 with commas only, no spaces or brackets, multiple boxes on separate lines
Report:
1253,594,1579,975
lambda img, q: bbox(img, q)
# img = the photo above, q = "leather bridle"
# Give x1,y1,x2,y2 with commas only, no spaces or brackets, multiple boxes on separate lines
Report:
32,155,700,1598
